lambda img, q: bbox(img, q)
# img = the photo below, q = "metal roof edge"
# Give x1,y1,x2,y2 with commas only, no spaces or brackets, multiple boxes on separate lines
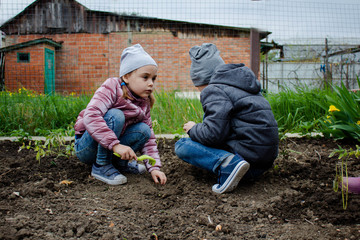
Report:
0,37,62,52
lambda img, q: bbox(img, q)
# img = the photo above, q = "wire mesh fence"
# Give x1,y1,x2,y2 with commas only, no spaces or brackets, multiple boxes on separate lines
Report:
0,0,359,97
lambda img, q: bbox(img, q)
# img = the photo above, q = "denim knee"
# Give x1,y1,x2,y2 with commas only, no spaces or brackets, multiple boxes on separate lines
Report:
137,122,151,140
134,122,151,147
174,138,188,159
119,122,151,152
104,109,125,136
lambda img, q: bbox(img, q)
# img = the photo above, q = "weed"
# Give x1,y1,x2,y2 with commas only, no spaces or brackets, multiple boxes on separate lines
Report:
10,129,32,143
19,132,75,163
330,145,360,209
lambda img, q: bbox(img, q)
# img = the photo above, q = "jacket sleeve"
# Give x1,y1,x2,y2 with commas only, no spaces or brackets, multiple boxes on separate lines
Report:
83,78,121,150
140,104,162,172
188,86,233,146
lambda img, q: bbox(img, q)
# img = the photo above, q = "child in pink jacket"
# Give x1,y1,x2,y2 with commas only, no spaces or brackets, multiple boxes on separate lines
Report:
74,44,167,186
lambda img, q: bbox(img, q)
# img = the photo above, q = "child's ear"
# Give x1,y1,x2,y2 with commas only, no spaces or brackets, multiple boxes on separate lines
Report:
121,74,129,84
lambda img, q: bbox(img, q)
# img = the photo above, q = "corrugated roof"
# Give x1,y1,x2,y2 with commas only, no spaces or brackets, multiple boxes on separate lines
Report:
0,0,271,39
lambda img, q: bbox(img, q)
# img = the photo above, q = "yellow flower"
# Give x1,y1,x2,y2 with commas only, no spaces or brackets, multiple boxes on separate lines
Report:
329,105,340,112
357,120,360,125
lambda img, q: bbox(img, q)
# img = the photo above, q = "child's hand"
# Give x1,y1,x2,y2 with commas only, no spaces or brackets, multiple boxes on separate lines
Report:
112,144,137,160
151,170,167,185
183,121,196,133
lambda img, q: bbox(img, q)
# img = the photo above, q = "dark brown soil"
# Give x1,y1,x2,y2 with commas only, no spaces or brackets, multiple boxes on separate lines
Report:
0,137,359,240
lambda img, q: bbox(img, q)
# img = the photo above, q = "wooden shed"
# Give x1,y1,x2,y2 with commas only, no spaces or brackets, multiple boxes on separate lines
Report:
0,38,62,94
0,0,270,94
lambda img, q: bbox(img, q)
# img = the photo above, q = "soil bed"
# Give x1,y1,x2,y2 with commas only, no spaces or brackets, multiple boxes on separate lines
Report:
0,137,359,240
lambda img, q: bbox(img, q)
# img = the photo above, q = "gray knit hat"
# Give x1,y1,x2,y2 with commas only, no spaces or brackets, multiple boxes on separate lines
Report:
119,44,157,77
189,43,225,86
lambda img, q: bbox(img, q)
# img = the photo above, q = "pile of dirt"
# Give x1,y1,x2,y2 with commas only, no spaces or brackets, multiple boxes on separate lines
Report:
0,137,359,240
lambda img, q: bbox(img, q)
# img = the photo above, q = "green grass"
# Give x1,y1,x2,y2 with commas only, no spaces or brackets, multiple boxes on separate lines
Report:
0,85,359,141
0,88,88,136
151,91,203,135
0,89,204,136
266,85,330,135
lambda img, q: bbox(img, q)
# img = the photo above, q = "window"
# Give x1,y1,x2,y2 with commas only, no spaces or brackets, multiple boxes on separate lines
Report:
17,52,30,63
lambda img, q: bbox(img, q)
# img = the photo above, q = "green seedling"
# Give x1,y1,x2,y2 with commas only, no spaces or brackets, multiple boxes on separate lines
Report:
113,153,156,166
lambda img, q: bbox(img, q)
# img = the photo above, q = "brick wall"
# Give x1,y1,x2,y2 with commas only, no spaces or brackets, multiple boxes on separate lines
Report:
6,32,251,94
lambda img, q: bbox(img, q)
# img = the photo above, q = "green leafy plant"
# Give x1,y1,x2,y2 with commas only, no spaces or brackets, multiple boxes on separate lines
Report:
316,78,360,140
10,128,32,143
19,131,75,163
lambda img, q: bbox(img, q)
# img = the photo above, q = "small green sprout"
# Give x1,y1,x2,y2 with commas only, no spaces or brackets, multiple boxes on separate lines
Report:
113,153,156,166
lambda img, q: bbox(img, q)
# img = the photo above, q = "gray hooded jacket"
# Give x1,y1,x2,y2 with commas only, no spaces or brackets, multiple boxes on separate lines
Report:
188,63,279,169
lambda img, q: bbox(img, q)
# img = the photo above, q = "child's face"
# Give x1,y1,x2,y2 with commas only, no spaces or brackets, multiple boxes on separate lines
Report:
123,65,157,98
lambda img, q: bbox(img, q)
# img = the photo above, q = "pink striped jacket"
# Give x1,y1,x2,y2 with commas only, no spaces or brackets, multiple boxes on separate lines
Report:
74,77,161,172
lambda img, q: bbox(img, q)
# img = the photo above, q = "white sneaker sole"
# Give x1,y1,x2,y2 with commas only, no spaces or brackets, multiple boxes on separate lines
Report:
212,160,250,194
91,172,127,185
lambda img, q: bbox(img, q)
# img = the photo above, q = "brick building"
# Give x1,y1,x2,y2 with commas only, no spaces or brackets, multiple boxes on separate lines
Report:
0,38,62,94
0,0,269,94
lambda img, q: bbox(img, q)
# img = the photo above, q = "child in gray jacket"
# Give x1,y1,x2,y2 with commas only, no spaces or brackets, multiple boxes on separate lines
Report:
175,43,279,194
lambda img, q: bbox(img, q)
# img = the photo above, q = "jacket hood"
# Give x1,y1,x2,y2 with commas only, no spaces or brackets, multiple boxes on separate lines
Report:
209,63,261,94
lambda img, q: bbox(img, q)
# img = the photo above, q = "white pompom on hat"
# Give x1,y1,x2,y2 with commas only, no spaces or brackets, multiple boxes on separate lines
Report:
119,44,157,77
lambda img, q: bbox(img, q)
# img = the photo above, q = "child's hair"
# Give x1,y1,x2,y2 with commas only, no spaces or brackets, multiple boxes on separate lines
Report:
120,76,133,101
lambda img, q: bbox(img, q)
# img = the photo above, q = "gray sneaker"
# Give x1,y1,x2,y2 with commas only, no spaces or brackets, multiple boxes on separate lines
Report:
91,163,127,185
112,158,147,174
121,160,146,174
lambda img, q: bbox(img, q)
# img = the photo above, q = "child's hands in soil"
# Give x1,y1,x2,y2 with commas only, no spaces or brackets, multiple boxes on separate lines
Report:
151,170,167,185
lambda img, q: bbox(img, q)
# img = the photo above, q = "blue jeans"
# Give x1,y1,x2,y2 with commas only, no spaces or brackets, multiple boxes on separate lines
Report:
75,108,151,166
175,138,266,181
